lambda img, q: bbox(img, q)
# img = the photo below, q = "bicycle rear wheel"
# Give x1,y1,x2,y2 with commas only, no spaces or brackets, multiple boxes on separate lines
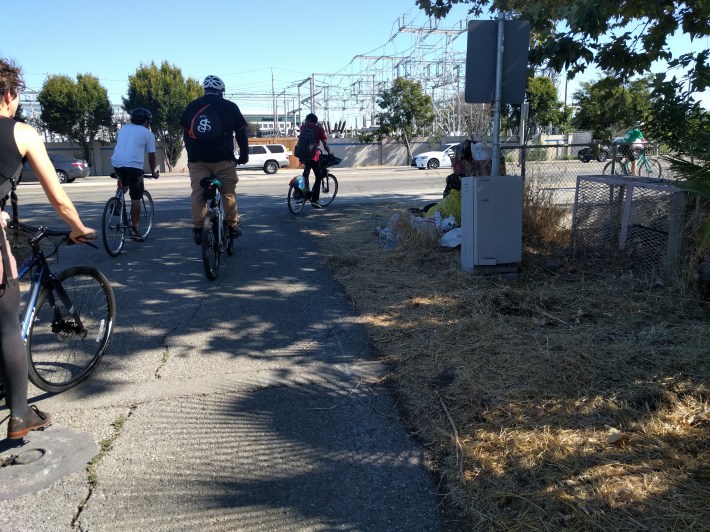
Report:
101,197,125,257
201,212,220,280
638,158,662,179
603,160,630,176
28,266,116,393
287,184,307,214
318,173,338,207
136,190,154,238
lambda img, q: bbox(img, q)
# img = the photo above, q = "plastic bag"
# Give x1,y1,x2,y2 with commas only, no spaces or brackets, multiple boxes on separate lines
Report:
438,227,462,248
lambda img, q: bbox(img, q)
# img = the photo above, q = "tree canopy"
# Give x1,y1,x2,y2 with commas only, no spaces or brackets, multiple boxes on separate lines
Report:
123,61,202,169
417,1,709,94
37,74,112,163
373,77,435,163
571,77,652,140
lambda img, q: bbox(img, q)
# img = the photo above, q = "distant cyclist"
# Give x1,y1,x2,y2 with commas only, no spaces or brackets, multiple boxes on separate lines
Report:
180,75,248,246
111,108,159,242
613,123,649,176
297,113,332,209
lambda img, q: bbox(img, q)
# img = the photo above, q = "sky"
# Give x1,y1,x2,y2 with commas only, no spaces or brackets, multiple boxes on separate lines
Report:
2,0,707,122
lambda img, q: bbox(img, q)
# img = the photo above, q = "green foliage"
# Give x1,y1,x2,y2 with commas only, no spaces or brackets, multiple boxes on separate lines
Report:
571,76,652,140
510,76,565,142
37,74,112,163
645,76,710,154
123,61,202,169
664,131,710,251
374,77,435,163
417,1,709,130
246,122,260,138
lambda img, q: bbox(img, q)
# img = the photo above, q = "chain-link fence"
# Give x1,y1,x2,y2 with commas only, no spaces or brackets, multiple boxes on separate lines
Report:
570,176,686,281
500,143,700,286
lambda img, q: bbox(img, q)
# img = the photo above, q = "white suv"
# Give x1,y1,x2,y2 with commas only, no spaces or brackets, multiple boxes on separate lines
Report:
236,144,291,174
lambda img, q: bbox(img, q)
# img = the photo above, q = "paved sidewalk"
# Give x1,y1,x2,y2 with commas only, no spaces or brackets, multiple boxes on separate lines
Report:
0,203,442,531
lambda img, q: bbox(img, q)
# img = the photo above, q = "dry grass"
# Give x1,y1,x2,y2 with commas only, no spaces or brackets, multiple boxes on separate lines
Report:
307,203,710,530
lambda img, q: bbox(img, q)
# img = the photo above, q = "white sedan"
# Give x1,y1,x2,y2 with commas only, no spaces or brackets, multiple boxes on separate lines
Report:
411,142,459,169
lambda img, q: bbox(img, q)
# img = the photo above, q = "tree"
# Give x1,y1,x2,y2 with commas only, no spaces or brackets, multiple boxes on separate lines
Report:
511,76,565,142
246,122,260,138
373,77,435,163
572,76,652,140
37,74,112,164
123,61,202,170
417,1,709,149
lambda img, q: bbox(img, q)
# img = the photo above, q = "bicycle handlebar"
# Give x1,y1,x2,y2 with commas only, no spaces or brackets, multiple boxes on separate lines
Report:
8,221,98,248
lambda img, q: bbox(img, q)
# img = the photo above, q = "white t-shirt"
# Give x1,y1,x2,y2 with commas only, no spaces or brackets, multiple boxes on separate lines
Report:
111,124,156,169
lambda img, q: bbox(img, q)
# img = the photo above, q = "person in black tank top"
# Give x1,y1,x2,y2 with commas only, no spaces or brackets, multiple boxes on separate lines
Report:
0,57,94,439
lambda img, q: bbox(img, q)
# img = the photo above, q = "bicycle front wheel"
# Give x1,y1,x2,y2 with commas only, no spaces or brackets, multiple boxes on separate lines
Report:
137,190,154,238
318,173,339,207
603,160,630,176
638,158,663,179
287,184,307,214
28,266,116,393
102,197,125,257
201,213,220,280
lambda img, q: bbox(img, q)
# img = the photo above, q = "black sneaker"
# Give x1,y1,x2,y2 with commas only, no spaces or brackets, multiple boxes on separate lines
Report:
229,224,242,238
311,201,323,209
129,228,145,242
193,228,202,246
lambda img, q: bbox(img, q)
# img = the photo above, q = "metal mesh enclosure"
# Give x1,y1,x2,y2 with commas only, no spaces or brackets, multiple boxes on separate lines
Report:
571,175,686,279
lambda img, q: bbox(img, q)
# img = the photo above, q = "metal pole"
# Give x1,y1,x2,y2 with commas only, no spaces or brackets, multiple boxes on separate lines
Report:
491,13,505,176
310,75,315,114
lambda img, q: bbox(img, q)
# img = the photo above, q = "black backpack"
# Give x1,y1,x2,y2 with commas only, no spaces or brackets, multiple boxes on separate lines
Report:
186,104,223,142
294,124,321,161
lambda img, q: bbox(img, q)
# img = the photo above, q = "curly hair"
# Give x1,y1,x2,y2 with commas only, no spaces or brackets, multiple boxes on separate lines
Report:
0,58,25,98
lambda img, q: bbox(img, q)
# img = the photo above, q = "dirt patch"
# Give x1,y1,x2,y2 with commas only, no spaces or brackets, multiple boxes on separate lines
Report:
308,203,710,530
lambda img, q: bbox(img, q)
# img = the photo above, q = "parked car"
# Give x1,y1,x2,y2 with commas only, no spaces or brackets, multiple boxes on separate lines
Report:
577,144,610,163
236,144,291,174
20,152,91,183
411,143,459,169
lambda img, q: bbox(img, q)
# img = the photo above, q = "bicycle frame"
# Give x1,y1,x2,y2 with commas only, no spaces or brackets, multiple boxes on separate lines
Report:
16,231,83,342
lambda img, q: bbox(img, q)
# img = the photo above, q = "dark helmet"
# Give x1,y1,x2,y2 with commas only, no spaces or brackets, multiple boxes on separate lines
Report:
305,113,318,123
130,108,152,124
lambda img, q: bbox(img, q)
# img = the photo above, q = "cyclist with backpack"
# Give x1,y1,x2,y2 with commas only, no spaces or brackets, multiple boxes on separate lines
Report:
111,107,159,242
295,113,332,209
180,75,249,246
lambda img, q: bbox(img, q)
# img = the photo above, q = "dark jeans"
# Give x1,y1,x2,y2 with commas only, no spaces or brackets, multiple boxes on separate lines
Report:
302,160,324,202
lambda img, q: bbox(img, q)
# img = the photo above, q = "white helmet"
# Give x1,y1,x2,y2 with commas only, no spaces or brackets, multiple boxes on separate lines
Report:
203,75,225,92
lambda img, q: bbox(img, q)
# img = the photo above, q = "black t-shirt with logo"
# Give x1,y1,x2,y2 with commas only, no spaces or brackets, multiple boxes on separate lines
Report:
180,94,247,163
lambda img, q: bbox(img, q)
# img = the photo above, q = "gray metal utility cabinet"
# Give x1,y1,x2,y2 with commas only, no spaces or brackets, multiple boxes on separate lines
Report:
461,175,523,273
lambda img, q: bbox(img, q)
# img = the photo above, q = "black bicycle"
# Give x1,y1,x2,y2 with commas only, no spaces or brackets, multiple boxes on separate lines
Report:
102,173,156,256
2,222,116,394
287,154,340,215
200,176,234,280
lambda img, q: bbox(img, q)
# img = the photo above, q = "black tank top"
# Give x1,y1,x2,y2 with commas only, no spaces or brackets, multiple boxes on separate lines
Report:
0,116,22,183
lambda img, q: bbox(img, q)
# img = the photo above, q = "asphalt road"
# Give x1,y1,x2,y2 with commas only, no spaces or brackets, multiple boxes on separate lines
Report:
1,166,450,531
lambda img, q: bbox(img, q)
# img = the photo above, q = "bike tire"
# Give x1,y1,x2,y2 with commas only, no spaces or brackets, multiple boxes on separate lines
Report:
603,160,630,176
638,158,663,179
137,190,154,238
201,213,220,280
28,266,116,393
287,184,307,214
101,197,125,257
318,173,338,207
